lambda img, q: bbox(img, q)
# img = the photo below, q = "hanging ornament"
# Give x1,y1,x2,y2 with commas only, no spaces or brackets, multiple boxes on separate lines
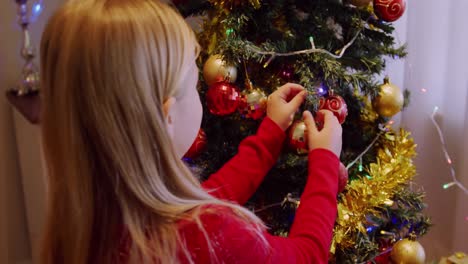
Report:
206,82,240,116
203,54,238,86
238,81,268,120
183,129,207,159
373,76,404,117
338,163,349,193
319,92,348,124
348,0,372,7
390,236,426,264
373,0,407,22
288,121,308,155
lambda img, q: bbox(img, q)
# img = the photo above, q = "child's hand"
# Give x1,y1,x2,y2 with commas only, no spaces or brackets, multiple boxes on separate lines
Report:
302,110,342,158
267,83,307,131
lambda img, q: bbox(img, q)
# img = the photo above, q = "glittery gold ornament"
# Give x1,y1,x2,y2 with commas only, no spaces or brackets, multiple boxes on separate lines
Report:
373,76,404,117
390,237,426,264
348,0,372,7
203,55,238,86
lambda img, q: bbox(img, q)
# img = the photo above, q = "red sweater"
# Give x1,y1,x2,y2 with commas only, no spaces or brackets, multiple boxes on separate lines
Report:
121,117,339,263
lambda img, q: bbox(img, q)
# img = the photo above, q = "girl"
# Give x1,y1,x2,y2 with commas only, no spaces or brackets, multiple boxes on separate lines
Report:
39,0,342,263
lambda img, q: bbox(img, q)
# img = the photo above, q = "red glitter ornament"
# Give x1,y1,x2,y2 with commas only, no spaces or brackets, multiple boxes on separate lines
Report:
206,82,240,116
373,0,406,22
183,129,207,159
319,94,348,124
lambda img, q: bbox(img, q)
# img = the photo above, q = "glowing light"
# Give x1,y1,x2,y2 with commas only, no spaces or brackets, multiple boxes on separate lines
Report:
443,182,456,189
388,120,395,125
380,230,395,236
447,158,452,164
34,4,41,12
358,164,363,172
421,88,427,93
384,199,394,206
226,28,234,36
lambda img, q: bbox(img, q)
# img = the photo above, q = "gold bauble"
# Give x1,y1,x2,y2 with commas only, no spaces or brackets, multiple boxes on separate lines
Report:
390,238,426,264
373,77,404,117
203,55,238,86
348,0,372,7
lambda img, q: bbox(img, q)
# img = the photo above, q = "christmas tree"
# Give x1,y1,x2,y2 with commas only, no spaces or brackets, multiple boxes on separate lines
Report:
174,0,431,263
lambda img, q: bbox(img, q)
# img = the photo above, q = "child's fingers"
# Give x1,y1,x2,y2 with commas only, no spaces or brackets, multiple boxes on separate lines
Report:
320,110,339,128
276,83,305,101
287,90,307,111
303,110,318,135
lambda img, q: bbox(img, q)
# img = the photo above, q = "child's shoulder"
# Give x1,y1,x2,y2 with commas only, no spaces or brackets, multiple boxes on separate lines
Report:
177,203,260,239
177,204,268,263
178,203,240,227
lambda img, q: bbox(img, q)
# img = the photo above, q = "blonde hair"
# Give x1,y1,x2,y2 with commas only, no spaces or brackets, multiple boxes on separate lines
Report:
39,0,265,263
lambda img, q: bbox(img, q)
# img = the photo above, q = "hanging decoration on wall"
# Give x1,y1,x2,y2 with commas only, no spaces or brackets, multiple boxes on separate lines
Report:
5,0,43,124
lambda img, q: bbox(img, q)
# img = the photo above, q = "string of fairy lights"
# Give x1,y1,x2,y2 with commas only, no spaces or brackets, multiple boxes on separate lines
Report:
246,19,368,68
394,27,468,221
429,106,468,196
430,105,468,222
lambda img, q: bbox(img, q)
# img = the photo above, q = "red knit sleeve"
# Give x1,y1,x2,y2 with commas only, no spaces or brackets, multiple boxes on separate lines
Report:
202,117,286,205
180,149,339,264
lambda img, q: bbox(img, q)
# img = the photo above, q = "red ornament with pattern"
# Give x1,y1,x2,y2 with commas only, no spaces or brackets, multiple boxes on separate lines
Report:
373,0,407,22
319,94,348,124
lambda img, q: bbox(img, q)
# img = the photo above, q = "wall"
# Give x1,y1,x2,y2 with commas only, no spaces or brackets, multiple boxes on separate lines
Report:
1,1,33,263
0,1,62,263
402,0,468,259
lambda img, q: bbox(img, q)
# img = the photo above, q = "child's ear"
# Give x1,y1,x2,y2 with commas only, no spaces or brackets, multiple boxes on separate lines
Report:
163,97,177,124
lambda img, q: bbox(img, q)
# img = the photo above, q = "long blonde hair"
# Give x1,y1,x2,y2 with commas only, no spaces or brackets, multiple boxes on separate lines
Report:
40,0,265,263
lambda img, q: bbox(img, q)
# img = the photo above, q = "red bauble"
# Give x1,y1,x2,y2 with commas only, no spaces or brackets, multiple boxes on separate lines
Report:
338,162,349,193
288,121,308,155
373,0,406,22
319,94,348,124
184,129,207,159
206,82,240,116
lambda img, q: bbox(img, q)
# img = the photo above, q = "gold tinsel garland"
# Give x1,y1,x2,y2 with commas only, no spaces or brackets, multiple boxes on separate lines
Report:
332,128,417,252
